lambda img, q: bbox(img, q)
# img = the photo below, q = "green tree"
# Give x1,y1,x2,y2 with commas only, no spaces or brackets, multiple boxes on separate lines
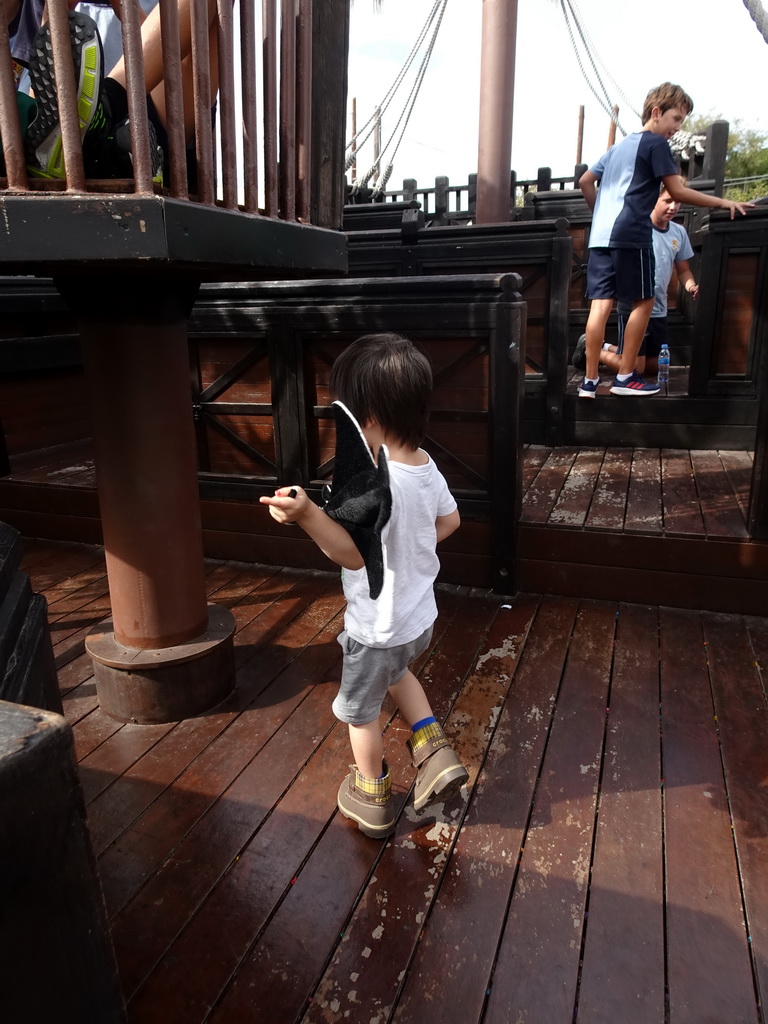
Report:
685,114,768,200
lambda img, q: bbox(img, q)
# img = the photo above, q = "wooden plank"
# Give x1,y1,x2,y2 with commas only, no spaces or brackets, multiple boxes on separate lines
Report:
85,573,347,854
520,552,768,617
661,448,706,536
21,541,104,591
482,600,617,1022
39,562,108,609
215,594,533,1024
624,448,662,534
127,718,354,1023
97,575,345,915
78,721,175,803
719,449,754,521
520,447,579,524
584,448,631,531
394,596,579,1024
661,608,758,1023
549,447,604,527
577,603,665,1022
691,450,749,538
521,444,551,490
701,611,768,1013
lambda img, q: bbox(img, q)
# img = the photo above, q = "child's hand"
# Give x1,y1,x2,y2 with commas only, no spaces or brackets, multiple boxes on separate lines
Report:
260,486,309,525
721,198,756,219
687,283,699,299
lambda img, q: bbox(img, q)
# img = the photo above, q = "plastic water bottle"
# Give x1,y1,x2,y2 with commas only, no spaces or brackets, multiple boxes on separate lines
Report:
657,344,670,385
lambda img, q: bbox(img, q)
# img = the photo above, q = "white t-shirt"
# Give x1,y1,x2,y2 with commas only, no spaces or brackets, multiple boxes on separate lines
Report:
342,453,457,648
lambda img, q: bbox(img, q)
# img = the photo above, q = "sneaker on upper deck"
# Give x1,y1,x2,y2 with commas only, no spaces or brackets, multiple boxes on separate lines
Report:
572,333,587,371
578,378,599,398
25,11,103,178
609,372,660,396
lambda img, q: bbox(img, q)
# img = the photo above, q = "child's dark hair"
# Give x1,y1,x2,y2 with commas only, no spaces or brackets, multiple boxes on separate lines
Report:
330,333,432,450
641,83,693,125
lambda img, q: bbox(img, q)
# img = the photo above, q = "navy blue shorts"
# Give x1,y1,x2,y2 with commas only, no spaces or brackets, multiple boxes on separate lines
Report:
586,247,656,304
617,314,668,358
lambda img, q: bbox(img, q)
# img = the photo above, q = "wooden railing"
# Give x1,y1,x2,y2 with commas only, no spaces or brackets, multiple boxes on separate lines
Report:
1,0,347,225
348,166,589,225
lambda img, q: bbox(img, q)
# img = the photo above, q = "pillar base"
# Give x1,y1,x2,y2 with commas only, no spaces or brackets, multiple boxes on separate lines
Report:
85,604,236,724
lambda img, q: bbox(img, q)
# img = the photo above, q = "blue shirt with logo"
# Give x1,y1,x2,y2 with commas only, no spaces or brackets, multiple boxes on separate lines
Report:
589,132,679,249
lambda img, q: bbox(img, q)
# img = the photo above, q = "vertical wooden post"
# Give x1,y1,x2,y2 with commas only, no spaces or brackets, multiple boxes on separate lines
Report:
576,104,584,164
702,120,729,196
56,275,236,724
310,0,351,228
475,0,518,224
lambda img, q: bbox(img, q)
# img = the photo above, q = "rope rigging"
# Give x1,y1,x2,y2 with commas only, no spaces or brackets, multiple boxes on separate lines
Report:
742,0,768,44
565,0,641,121
347,0,449,195
558,0,629,136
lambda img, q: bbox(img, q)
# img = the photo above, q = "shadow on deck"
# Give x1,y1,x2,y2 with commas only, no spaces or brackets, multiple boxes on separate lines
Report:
23,537,768,1024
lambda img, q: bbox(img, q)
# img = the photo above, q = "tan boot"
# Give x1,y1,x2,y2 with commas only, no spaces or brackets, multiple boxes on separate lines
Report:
337,761,395,839
407,723,468,812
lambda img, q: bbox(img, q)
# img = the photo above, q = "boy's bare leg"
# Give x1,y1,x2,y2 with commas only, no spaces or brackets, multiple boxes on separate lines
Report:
599,347,647,374
617,298,654,375
389,669,433,728
348,720,385,781
584,299,613,379
146,22,220,142
110,0,221,140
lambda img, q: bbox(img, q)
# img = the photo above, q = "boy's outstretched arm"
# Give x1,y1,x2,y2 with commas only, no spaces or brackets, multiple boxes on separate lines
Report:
260,487,365,570
435,509,461,543
579,169,599,211
662,175,755,219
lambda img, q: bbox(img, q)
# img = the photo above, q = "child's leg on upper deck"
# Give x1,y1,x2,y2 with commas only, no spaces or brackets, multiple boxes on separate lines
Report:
617,297,654,374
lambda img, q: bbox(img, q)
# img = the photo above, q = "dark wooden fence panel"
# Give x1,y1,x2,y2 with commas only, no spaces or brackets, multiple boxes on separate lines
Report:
346,221,570,446
689,209,768,398
189,275,524,593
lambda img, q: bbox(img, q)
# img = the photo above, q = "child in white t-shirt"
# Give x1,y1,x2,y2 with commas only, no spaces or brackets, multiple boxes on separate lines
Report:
261,333,467,839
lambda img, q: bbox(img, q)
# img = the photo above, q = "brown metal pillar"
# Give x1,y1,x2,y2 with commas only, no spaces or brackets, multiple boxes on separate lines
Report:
56,275,235,724
475,0,518,224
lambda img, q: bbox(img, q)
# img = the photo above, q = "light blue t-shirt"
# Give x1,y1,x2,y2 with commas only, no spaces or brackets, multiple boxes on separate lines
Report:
618,219,694,318
589,131,679,249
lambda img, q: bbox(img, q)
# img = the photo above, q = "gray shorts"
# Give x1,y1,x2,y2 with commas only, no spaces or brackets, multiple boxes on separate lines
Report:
332,626,433,726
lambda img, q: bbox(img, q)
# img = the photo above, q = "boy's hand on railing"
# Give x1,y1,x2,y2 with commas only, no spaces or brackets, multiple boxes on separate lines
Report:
721,198,756,219
260,486,307,526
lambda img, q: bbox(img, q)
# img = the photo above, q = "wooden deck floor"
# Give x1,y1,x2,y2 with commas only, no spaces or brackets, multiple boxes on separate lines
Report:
22,538,768,1024
4,434,755,541
522,444,753,538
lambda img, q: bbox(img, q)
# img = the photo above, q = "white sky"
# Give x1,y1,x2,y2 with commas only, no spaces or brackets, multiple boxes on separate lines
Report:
346,0,768,189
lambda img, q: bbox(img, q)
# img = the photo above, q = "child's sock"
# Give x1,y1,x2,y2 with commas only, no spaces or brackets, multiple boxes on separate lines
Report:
602,342,612,351
616,372,632,382
412,716,436,734
583,377,599,386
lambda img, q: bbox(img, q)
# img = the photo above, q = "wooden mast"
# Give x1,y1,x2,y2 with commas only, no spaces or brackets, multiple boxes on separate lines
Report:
475,0,518,224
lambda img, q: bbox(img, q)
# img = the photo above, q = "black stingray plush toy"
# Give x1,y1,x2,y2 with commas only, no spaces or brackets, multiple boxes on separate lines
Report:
322,401,392,599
